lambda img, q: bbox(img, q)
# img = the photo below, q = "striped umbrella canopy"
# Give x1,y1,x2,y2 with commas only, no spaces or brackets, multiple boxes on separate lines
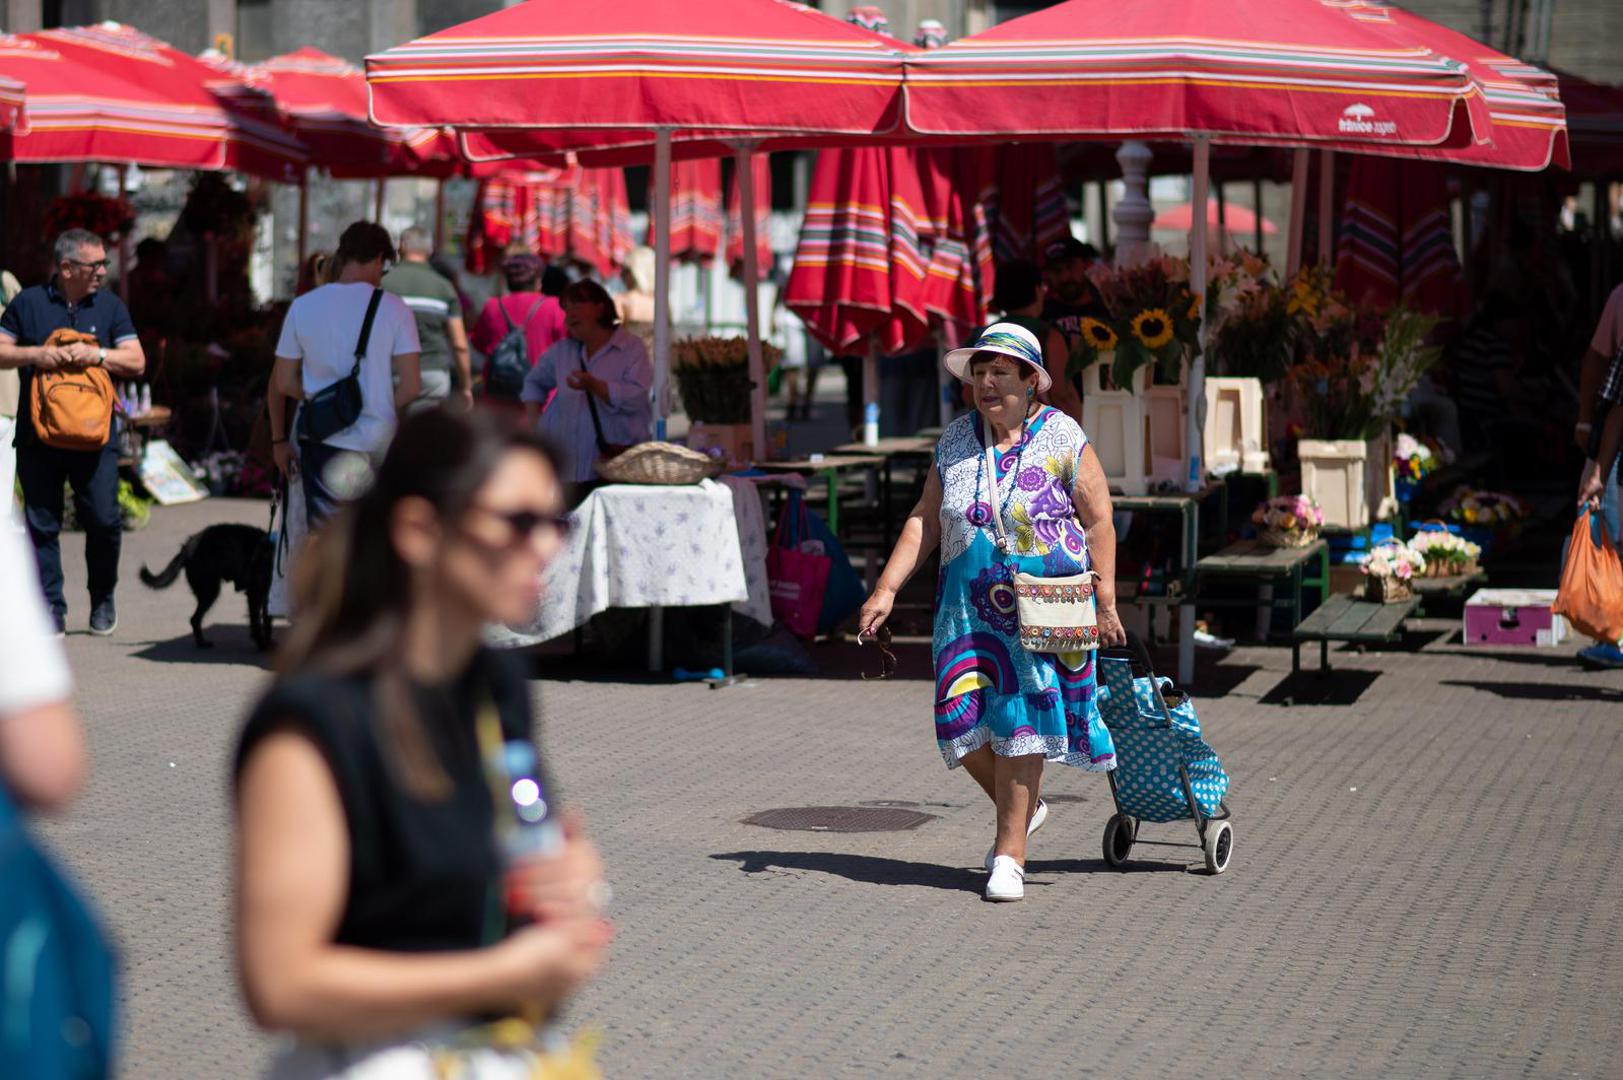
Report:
1324,1,1567,172
785,145,932,357
0,23,306,180
0,73,22,130
726,154,773,281
648,160,723,264
1333,157,1464,317
365,0,906,142
244,47,454,178
465,166,632,278
903,0,1493,152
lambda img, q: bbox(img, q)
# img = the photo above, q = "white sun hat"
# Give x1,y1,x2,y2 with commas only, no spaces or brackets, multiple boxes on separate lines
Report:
942,321,1052,393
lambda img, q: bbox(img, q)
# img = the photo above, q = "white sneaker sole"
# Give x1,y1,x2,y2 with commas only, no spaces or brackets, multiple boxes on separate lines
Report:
984,799,1048,871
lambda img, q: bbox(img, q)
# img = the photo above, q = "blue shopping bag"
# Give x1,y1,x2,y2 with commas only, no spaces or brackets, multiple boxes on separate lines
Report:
1097,656,1229,823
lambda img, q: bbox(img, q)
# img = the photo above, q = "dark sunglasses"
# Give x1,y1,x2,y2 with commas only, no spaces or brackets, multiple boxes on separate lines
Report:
861,625,896,681
469,505,573,544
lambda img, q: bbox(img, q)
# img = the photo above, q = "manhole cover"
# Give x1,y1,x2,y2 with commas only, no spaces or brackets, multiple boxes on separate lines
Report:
744,806,939,832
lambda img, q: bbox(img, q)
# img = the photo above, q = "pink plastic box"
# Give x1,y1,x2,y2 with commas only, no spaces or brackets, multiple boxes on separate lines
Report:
1463,589,1569,647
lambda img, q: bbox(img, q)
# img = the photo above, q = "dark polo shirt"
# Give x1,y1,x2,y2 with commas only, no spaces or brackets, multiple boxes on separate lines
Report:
0,278,138,446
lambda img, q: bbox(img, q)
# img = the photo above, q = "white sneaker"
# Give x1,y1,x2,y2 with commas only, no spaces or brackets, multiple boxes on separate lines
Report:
984,855,1025,901
984,799,1048,871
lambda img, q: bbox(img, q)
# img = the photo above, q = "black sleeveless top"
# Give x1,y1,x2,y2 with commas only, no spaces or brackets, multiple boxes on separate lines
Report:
235,648,533,953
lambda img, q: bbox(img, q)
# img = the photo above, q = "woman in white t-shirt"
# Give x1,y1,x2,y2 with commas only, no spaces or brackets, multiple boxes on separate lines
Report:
268,222,421,528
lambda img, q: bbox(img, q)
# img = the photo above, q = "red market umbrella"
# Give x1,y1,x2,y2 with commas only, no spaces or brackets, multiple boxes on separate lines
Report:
1557,70,1623,178
915,148,993,347
465,166,632,278
246,47,453,178
1326,1,1568,172
726,154,773,280
785,145,931,361
366,0,905,143
649,160,722,264
904,0,1492,151
0,72,23,130
1333,157,1463,317
1,23,306,180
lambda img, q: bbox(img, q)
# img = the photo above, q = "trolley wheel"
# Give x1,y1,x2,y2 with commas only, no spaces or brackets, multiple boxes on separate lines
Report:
1102,813,1135,868
1202,819,1234,875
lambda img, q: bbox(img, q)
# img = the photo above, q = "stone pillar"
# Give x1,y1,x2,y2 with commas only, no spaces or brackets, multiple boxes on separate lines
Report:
1111,141,1155,267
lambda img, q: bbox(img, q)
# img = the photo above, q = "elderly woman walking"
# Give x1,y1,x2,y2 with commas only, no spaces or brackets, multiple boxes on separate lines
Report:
858,322,1126,902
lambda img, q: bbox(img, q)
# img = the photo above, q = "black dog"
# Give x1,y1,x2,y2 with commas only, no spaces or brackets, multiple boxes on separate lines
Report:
140,524,274,650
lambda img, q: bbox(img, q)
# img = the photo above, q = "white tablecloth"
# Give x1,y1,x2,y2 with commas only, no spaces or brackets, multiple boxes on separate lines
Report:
489,476,772,647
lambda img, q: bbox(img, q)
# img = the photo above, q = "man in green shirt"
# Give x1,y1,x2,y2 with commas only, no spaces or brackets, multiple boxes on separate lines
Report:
383,227,471,411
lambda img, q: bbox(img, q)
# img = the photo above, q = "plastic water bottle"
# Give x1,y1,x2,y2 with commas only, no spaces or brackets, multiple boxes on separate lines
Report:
139,383,152,416
497,739,564,864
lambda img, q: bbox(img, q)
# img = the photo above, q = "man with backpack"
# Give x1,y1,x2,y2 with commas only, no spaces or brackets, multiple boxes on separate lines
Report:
267,221,421,528
0,229,145,637
469,253,565,402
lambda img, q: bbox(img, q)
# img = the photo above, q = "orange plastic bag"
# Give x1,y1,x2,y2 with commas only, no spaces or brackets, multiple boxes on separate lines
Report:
1554,509,1623,643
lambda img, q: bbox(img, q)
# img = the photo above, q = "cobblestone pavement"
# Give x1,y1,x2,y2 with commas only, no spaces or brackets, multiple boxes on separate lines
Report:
31,497,1623,1078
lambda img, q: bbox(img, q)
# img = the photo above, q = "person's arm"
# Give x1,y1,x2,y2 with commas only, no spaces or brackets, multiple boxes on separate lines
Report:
1576,347,1608,448
447,317,473,405
0,701,85,811
64,336,143,378
269,357,303,480
592,343,653,414
857,467,943,637
236,730,610,1039
1579,406,1623,506
519,344,559,426
1073,442,1127,646
392,352,421,410
0,332,67,372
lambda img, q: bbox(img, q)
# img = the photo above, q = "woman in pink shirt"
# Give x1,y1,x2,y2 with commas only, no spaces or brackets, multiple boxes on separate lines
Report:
469,254,566,399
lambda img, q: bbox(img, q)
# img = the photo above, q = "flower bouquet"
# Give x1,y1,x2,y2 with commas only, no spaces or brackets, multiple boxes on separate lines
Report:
1207,253,1297,383
1067,255,1202,391
1359,539,1425,604
1407,530,1481,578
1252,494,1325,548
1438,487,1527,527
44,192,135,243
1392,432,1438,485
671,336,781,424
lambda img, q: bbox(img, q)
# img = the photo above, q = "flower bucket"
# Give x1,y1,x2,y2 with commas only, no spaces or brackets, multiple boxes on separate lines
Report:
1299,432,1393,530
1081,360,1147,495
1202,377,1268,474
1368,574,1413,604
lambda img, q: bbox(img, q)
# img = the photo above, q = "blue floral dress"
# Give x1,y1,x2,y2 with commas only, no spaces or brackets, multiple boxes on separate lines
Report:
932,406,1117,772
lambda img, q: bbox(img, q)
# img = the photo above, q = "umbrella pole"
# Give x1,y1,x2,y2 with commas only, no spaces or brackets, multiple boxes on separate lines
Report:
1317,150,1335,266
296,169,309,275
1286,148,1310,276
433,177,445,250
653,126,673,441
735,142,767,463
374,178,386,223
1186,135,1211,495
117,165,131,305
863,338,879,447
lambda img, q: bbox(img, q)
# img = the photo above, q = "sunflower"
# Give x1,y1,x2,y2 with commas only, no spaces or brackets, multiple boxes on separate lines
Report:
1080,317,1118,351
1186,293,1202,321
1130,308,1174,350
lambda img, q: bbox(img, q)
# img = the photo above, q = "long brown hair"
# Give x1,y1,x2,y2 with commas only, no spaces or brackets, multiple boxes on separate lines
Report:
279,409,557,799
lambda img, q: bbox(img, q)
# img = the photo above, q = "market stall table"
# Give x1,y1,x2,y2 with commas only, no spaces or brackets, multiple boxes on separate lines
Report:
1292,593,1420,675
832,436,936,551
1115,484,1227,685
486,477,771,677
1195,538,1331,642
753,454,885,536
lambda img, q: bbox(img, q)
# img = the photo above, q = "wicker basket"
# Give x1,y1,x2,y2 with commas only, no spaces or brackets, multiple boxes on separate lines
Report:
1257,526,1319,549
595,441,725,486
1366,575,1414,604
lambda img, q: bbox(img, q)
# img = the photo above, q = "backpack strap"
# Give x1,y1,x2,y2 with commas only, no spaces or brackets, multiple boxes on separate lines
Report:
351,288,384,377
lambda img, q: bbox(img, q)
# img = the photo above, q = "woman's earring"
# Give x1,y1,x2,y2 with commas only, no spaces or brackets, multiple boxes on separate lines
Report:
1027,387,1035,399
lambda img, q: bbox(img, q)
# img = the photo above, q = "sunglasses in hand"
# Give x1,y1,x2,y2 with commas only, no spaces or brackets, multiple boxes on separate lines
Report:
860,624,896,681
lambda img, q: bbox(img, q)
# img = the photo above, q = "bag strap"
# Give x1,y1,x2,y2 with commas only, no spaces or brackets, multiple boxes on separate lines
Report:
578,344,612,457
983,443,1011,553
351,287,384,377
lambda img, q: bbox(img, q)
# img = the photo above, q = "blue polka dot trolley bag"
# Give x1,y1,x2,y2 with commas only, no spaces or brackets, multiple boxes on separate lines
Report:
1094,637,1234,874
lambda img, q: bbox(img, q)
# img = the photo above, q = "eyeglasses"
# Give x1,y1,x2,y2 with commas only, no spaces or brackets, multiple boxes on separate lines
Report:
468,505,574,544
66,259,110,272
861,625,896,681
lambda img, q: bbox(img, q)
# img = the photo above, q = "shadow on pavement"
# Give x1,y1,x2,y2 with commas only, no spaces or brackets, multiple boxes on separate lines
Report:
710,849,1187,891
1439,680,1623,704
1187,662,1261,699
1259,669,1380,706
128,631,274,668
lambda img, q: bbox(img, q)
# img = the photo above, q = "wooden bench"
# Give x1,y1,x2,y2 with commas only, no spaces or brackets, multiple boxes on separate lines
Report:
1292,593,1420,675
1195,539,1330,641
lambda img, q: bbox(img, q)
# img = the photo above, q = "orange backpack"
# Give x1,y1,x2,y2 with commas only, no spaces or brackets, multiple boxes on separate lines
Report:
29,329,114,451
